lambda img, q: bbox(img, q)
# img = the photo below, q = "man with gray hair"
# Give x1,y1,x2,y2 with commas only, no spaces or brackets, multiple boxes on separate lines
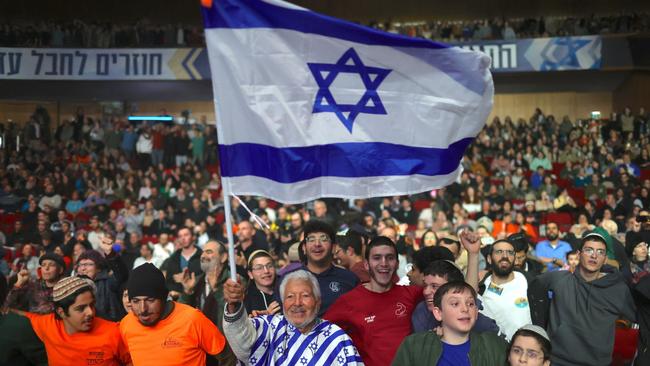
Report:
223,269,363,365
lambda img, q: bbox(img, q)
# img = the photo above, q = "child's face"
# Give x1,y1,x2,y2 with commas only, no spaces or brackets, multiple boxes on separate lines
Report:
567,254,580,269
432,288,478,336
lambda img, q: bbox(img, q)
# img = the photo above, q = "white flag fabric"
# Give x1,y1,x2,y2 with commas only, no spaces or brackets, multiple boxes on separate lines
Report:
201,0,493,204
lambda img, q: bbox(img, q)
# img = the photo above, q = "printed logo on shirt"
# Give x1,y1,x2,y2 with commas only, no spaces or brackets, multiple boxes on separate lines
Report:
86,350,105,365
487,282,504,296
395,302,407,317
364,315,376,323
162,336,183,349
514,297,529,308
329,281,341,292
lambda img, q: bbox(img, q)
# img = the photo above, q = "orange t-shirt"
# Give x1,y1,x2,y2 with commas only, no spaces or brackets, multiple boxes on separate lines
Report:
119,302,225,366
26,312,130,366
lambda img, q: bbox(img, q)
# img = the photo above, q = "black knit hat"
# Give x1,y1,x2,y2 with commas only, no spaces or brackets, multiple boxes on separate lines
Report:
39,253,66,270
127,263,168,300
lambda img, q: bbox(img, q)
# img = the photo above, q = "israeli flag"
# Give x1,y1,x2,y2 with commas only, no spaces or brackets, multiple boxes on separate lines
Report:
201,0,493,204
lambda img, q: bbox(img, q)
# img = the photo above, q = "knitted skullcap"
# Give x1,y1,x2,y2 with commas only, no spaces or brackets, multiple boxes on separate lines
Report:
53,276,95,302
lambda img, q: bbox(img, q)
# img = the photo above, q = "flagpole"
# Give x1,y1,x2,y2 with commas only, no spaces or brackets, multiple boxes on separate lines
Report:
223,193,238,281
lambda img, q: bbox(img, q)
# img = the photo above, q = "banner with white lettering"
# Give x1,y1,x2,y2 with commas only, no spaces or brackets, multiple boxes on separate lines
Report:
0,48,210,80
457,35,601,72
0,36,601,80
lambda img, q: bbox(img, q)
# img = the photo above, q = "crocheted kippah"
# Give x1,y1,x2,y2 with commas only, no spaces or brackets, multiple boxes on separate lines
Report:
52,276,95,302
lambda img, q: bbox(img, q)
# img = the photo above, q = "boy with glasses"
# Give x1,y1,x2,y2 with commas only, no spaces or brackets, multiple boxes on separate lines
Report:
276,220,358,316
244,250,279,314
530,232,636,366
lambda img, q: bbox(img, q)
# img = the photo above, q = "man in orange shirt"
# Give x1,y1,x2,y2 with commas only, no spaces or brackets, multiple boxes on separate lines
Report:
23,276,131,366
120,263,226,366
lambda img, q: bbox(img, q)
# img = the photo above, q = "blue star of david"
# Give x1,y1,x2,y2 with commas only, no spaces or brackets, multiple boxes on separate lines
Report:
308,48,392,133
540,38,591,70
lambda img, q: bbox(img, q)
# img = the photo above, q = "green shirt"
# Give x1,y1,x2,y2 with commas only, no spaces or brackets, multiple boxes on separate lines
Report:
392,331,508,366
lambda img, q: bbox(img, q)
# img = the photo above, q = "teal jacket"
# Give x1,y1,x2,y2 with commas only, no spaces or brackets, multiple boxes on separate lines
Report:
392,331,508,366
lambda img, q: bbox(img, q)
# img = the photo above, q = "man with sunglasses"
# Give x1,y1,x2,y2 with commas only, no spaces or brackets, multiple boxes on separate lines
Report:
479,238,532,341
530,232,636,366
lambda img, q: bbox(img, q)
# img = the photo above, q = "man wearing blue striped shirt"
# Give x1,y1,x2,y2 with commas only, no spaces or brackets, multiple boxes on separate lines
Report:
223,269,363,365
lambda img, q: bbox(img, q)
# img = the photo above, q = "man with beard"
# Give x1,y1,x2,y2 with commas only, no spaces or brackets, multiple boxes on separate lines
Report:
479,239,532,341
22,276,130,365
277,220,358,315
535,222,572,272
120,263,226,366
510,233,544,283
530,232,636,366
178,240,241,366
324,236,423,366
222,270,362,365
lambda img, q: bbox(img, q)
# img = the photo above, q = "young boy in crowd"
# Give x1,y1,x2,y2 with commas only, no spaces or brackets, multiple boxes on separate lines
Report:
392,281,507,365
562,250,580,272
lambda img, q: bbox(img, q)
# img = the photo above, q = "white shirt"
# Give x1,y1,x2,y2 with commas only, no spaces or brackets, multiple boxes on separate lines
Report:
479,271,532,341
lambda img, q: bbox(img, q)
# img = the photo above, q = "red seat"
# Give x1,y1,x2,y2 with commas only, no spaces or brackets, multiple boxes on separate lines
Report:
641,169,650,182
413,199,431,212
3,246,14,263
206,164,220,175
110,200,125,211
490,178,503,186
555,178,570,189
612,325,638,366
552,162,565,177
544,212,573,226
215,212,225,225
567,187,586,207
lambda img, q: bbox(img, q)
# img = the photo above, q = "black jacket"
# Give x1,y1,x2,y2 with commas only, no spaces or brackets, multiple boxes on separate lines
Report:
93,254,128,321
161,247,202,293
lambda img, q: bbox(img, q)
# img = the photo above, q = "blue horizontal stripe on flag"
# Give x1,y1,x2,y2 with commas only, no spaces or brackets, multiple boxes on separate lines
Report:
218,138,473,183
201,0,449,50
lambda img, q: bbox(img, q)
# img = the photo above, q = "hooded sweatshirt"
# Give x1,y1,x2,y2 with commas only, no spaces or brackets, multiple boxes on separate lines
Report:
532,268,636,366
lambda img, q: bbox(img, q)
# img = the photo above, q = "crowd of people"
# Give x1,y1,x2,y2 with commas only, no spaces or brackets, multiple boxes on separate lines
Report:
0,20,204,48
379,12,650,42
0,103,649,365
2,12,649,48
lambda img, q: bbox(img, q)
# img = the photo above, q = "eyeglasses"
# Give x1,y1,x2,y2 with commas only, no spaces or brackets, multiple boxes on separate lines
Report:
251,263,274,272
493,249,515,257
306,235,331,245
77,262,96,268
582,247,606,257
510,347,543,360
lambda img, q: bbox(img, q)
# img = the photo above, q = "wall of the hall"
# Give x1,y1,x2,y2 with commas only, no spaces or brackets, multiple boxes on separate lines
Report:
0,92,614,128
488,92,613,123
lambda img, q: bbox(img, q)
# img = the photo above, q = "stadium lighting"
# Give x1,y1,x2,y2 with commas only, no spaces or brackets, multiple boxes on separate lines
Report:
127,116,174,121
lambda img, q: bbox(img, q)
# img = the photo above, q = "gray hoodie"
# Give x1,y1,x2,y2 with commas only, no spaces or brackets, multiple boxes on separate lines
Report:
533,269,636,366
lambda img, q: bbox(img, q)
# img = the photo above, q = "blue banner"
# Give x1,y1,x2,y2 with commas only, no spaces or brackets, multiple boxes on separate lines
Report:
454,36,602,72
0,36,602,80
